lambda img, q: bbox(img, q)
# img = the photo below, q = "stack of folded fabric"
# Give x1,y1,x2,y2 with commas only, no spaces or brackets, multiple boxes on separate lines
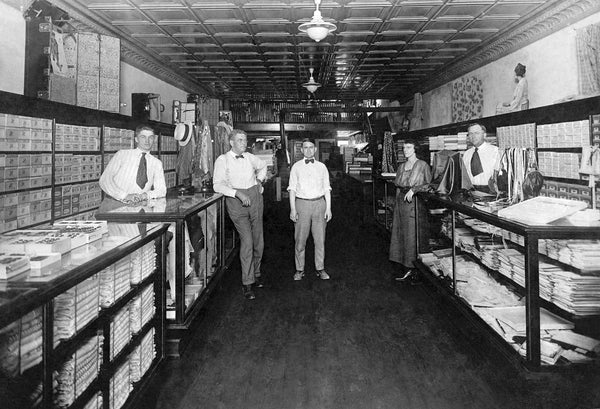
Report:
129,248,143,285
20,309,43,373
497,248,522,281
128,297,142,335
54,275,100,345
53,335,101,408
100,257,131,308
128,344,143,384
141,242,156,281
110,306,131,361
550,270,600,315
140,285,155,328
557,240,600,271
0,320,20,377
140,328,156,378
109,362,131,409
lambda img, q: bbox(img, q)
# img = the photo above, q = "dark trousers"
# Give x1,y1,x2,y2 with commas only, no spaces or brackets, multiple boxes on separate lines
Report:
225,185,264,285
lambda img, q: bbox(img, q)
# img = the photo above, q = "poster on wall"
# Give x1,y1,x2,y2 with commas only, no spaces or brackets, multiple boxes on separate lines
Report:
50,30,77,78
451,76,483,123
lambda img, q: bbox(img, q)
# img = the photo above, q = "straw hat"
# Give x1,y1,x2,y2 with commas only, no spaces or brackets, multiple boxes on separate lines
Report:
174,122,193,146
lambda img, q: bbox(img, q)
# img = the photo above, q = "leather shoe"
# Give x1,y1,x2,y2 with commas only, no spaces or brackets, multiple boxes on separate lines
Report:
395,270,414,282
254,276,265,288
242,285,255,300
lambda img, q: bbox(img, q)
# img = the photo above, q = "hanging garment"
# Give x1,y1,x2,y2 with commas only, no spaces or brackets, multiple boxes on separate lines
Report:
176,125,196,182
381,131,396,173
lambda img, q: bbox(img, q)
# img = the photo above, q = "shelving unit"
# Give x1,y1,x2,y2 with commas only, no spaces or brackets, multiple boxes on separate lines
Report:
0,222,169,409
0,90,177,233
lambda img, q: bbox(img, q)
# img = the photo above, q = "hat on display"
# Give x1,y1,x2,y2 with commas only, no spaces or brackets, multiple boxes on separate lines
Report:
174,122,193,146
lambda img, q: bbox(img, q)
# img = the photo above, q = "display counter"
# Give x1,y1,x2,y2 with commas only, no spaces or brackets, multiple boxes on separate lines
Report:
95,189,236,357
343,173,375,224
0,222,169,409
415,191,600,370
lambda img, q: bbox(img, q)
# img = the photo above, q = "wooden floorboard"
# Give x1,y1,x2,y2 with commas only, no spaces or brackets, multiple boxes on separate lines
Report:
141,181,600,409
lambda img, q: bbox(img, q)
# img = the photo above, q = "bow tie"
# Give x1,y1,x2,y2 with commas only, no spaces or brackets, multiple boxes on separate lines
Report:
305,159,314,164
235,154,244,159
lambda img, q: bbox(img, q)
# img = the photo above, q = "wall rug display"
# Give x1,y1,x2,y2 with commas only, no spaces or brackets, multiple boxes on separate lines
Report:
452,76,484,123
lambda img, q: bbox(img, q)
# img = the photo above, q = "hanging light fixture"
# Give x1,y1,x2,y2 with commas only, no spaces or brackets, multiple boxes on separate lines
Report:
302,68,321,94
298,0,337,42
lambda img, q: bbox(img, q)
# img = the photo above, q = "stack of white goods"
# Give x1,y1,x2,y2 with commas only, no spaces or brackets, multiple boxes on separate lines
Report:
129,248,143,285
500,229,524,246
19,308,43,373
109,362,131,409
454,227,480,258
140,328,155,378
0,320,19,377
428,136,444,151
99,257,131,308
462,217,502,236
54,274,100,346
140,242,156,282
53,335,102,408
0,252,30,279
128,344,143,384
110,305,131,361
496,248,522,281
82,393,103,409
550,269,600,316
557,240,600,271
140,284,155,328
128,296,142,335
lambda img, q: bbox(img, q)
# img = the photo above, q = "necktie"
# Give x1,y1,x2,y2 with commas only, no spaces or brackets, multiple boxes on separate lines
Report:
470,147,483,177
136,153,148,189
305,158,314,164
235,154,244,159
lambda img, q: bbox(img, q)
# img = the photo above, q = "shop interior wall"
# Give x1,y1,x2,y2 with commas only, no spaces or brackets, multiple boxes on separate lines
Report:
0,2,188,125
0,2,26,95
422,11,600,129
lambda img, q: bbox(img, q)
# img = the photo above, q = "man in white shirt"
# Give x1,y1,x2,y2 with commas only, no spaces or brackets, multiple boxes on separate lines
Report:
288,138,332,281
100,125,166,202
462,123,499,192
213,129,267,300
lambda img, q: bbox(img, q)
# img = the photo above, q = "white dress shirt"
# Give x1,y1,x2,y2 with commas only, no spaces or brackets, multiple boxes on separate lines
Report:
287,158,331,199
213,150,267,198
462,142,499,186
99,148,166,201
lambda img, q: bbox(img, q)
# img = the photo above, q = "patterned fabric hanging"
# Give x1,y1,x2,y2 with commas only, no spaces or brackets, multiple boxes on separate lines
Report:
381,131,396,173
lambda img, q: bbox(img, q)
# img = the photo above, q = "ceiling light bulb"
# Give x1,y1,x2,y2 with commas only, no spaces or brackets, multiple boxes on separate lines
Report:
302,68,321,94
298,0,337,42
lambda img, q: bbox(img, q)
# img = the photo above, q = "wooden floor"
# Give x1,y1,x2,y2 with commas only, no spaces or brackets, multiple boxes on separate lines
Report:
143,179,600,409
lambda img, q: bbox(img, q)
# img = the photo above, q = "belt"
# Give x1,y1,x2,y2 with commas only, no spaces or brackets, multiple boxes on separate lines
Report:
297,196,324,201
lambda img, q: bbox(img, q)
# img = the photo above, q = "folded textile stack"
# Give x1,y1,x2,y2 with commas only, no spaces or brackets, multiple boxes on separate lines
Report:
109,362,131,409
54,274,100,345
557,240,600,272
140,242,156,282
20,308,43,373
53,335,102,408
496,248,522,282
550,270,600,315
100,257,131,308
82,393,103,409
140,284,155,328
140,328,155,377
110,306,131,361
129,248,143,285
128,297,142,335
128,344,143,384
0,320,19,377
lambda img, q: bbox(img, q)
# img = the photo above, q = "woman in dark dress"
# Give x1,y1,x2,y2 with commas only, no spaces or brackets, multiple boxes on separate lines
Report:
389,140,432,281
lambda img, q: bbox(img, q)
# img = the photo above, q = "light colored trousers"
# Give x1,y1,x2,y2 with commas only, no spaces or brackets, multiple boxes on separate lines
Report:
225,185,264,285
294,197,327,272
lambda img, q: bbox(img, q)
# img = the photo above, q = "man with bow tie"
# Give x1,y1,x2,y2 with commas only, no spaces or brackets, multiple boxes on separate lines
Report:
288,138,332,281
213,129,267,300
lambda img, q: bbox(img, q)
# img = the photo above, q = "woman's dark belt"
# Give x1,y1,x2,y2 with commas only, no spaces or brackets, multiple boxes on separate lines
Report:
297,196,324,201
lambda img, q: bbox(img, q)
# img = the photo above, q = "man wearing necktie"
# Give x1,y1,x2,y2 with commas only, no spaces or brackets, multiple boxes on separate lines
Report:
288,138,332,281
99,125,166,203
462,123,499,193
213,129,267,300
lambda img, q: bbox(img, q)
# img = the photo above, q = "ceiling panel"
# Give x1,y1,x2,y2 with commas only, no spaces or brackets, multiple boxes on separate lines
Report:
40,0,593,102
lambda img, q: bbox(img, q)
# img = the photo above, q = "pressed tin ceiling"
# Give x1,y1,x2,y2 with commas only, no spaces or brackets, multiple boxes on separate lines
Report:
24,0,600,102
